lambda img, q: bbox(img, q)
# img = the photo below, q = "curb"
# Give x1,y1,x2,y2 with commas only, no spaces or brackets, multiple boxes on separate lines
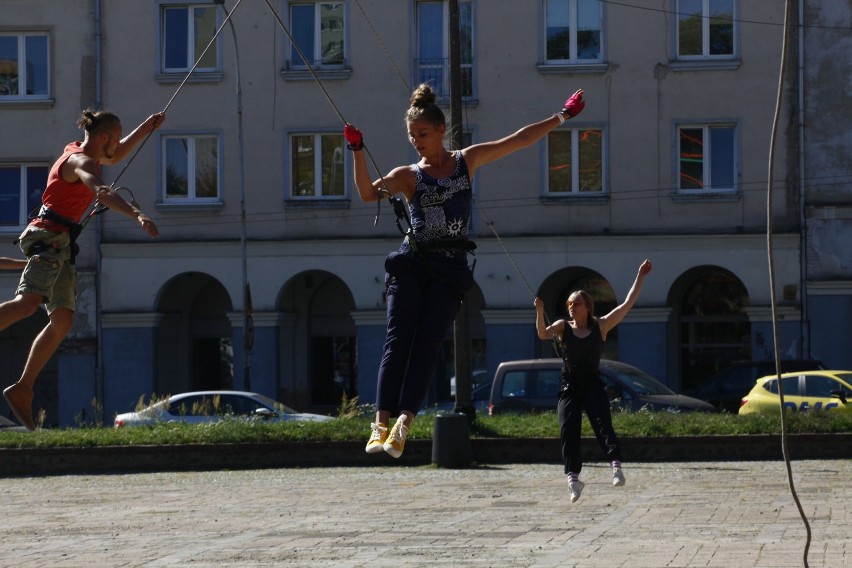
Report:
1,433,848,477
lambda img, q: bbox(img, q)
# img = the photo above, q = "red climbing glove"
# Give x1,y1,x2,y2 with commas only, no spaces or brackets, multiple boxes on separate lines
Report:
343,124,364,151
562,89,585,118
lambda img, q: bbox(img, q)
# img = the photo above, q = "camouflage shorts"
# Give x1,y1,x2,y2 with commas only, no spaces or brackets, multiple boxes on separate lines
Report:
16,227,77,313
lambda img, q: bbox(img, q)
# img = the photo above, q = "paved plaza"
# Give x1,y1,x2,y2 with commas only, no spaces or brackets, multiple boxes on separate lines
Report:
0,460,848,567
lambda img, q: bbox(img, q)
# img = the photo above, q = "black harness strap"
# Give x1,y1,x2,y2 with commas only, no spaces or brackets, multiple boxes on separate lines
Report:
32,206,83,265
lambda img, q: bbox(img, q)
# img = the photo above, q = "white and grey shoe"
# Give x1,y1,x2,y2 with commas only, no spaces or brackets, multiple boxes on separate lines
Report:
568,479,585,503
612,467,625,486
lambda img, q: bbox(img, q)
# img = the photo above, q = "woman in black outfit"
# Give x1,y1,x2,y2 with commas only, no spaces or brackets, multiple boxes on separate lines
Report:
534,259,652,502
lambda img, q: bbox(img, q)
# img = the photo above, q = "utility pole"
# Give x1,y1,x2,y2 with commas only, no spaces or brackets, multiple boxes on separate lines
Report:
448,0,474,421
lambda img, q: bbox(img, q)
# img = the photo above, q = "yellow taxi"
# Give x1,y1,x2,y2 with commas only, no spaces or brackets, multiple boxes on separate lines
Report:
738,370,852,415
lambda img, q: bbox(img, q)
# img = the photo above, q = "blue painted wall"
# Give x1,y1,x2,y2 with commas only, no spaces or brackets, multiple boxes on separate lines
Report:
808,294,852,369
57,352,96,427
749,320,807,362
232,326,279,398
617,322,668,385
102,327,156,421
485,323,538,382
356,324,387,407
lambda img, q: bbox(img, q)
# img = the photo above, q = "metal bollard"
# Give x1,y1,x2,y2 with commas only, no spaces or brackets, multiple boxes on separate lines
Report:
431,412,472,468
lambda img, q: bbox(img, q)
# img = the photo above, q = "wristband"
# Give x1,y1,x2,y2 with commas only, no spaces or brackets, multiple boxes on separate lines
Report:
554,112,566,125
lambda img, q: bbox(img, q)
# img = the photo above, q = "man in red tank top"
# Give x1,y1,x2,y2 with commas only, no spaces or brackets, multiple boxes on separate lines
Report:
1,109,164,430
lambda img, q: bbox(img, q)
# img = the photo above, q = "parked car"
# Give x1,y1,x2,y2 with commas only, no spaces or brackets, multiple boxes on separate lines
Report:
488,359,717,415
684,359,826,413
0,414,31,432
449,369,488,397
738,370,852,415
420,381,492,415
114,391,335,427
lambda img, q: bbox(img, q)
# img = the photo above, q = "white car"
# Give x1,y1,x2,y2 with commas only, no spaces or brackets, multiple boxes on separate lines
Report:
114,391,334,427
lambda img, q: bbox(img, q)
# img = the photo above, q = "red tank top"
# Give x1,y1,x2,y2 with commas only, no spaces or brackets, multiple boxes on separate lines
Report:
30,142,98,232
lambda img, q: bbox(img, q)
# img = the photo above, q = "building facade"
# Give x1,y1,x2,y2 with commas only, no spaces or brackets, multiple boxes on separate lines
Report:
2,0,846,426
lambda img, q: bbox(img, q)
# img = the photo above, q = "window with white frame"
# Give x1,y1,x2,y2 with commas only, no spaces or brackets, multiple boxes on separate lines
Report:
544,0,603,63
289,2,345,68
161,4,220,73
0,32,50,100
0,164,48,228
546,128,604,194
415,1,473,99
290,132,345,198
677,124,735,192
676,0,735,58
162,134,221,202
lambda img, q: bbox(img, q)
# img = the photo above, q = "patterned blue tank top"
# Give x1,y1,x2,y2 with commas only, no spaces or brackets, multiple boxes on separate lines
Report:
399,151,472,257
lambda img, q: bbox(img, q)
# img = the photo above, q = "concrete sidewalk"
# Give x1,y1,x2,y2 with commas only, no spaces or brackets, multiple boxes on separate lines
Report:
0,460,847,567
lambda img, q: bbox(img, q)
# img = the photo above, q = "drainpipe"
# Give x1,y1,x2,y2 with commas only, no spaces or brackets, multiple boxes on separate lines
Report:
797,0,809,358
218,0,251,390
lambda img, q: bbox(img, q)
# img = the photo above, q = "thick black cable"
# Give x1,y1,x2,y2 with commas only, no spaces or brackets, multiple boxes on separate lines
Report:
766,2,812,566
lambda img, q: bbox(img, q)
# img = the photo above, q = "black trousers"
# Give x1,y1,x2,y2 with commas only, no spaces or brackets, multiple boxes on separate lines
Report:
557,377,622,475
375,251,473,416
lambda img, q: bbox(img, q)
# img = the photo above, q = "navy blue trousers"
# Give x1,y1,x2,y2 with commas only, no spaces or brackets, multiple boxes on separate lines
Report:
375,252,472,416
557,377,622,474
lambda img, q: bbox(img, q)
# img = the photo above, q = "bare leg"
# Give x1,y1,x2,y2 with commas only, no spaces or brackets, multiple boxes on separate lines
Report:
375,409,390,426
0,293,42,334
2,294,54,430
17,306,74,390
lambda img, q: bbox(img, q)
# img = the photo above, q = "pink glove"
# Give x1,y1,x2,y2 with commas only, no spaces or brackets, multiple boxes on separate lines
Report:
343,124,363,151
562,89,585,118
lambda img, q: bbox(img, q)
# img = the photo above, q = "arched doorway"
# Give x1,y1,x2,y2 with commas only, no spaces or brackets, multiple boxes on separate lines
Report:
155,272,233,396
278,270,356,412
537,267,617,359
669,266,750,390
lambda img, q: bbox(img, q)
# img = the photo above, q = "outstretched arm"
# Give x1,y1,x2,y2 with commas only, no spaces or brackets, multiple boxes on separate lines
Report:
599,260,653,337
102,112,166,165
67,154,159,238
462,89,585,176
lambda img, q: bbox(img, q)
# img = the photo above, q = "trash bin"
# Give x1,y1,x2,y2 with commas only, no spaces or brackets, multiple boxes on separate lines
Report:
432,412,472,468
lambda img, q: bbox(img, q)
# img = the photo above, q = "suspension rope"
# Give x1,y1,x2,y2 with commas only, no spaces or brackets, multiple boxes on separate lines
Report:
108,0,247,190
476,200,566,358
80,0,248,231
351,0,411,93
261,0,402,228
766,1,812,565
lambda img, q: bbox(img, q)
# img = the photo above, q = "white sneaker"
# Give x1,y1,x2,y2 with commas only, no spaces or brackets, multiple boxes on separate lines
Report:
568,479,585,503
612,467,625,487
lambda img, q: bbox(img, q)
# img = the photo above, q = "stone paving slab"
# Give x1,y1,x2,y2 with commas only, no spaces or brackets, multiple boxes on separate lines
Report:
0,460,848,567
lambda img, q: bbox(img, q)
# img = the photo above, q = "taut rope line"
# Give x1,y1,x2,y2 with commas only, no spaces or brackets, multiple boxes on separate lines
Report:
108,0,247,190
261,0,397,227
82,0,247,229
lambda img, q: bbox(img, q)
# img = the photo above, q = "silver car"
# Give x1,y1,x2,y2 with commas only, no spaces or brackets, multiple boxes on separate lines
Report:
114,391,334,427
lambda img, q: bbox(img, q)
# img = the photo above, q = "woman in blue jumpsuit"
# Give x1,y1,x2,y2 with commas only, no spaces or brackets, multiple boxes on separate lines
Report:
534,259,652,501
346,84,586,458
